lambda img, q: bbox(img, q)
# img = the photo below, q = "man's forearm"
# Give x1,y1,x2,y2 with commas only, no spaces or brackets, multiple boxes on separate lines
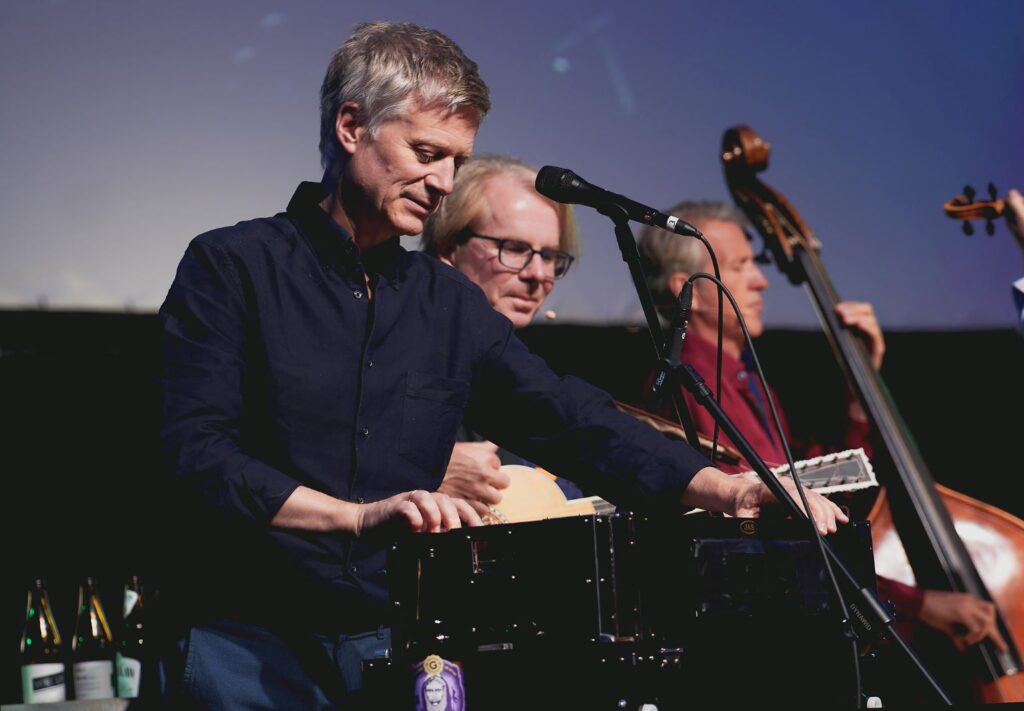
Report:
270,485,359,532
679,466,741,515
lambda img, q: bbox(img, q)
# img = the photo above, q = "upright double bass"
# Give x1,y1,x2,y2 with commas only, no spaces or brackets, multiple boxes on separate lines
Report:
720,125,1024,703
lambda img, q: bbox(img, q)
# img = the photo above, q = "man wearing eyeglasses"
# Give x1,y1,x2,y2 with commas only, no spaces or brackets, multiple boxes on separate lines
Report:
423,154,577,328
421,155,581,513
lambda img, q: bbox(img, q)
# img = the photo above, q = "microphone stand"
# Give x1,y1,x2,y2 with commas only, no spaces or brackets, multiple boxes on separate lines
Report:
595,203,703,452
672,361,953,705
593,200,949,703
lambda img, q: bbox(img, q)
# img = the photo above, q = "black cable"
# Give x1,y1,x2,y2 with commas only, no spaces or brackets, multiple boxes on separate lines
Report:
686,270,861,706
851,633,863,709
678,231,724,464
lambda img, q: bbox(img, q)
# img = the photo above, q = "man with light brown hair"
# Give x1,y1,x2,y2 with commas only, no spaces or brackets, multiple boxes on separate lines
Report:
421,155,583,509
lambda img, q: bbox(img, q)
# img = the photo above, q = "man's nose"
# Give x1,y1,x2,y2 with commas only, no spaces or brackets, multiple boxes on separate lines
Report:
424,159,456,196
519,252,553,281
751,264,769,289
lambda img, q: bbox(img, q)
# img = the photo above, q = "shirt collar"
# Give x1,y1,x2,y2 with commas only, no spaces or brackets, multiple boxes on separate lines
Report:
286,181,403,289
680,331,748,383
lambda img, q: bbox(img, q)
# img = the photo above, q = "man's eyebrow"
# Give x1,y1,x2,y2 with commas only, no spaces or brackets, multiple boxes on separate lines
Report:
413,136,459,150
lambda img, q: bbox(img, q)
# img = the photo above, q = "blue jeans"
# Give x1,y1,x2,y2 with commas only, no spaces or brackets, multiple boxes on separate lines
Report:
165,618,390,709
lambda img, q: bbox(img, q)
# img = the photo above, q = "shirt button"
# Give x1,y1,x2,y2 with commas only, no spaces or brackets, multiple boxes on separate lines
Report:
350,565,358,574
357,497,365,504
367,360,374,368
353,290,363,299
360,427,369,437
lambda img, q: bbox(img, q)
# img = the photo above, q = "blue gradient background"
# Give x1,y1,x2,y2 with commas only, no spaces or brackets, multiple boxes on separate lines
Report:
1,0,1021,327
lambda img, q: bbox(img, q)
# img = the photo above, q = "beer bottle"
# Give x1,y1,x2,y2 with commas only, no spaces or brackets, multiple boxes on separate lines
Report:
19,578,67,703
71,575,115,699
115,575,147,699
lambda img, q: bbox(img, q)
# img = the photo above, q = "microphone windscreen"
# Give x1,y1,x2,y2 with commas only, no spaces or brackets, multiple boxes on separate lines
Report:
535,166,570,201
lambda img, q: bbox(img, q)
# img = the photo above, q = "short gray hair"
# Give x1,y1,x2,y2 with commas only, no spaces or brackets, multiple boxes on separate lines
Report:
319,22,491,170
638,200,750,314
421,154,579,259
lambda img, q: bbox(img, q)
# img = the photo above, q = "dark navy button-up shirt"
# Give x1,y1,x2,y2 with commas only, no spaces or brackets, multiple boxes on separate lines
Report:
159,182,710,630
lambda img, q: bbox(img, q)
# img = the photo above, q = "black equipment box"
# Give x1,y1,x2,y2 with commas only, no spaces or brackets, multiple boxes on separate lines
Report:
383,514,879,708
388,513,876,653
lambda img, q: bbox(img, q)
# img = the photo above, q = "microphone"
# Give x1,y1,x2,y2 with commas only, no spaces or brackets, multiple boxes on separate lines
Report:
536,166,701,237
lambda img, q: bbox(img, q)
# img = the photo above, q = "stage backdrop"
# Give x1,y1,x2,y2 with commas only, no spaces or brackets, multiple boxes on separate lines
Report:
1,0,1021,328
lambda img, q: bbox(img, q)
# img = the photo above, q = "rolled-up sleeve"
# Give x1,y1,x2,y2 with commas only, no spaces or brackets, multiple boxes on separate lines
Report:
160,237,300,523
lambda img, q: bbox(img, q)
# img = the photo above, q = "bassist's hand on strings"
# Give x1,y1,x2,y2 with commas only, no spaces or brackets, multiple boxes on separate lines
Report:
919,589,1009,654
835,300,885,423
835,300,885,370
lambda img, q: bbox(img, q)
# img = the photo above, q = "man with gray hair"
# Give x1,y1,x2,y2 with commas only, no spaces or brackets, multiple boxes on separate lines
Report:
638,200,1007,659
159,23,846,707
639,199,885,439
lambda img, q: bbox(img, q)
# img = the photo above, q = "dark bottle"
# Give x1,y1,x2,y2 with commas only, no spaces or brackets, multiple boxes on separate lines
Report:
71,576,115,699
19,578,67,703
116,575,147,699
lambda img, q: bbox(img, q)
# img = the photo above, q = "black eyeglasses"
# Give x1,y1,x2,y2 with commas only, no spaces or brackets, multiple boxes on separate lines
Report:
463,233,575,279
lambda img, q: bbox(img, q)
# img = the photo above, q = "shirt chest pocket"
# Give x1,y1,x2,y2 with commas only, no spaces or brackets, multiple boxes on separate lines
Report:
399,371,470,479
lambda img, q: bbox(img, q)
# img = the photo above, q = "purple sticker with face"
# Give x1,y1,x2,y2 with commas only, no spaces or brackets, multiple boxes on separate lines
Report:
413,654,465,711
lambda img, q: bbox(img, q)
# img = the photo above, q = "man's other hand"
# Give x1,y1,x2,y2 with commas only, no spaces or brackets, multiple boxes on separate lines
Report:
438,441,510,516
734,472,850,536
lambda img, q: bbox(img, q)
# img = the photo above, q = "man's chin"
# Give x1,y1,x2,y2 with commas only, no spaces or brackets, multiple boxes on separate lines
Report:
497,307,534,330
390,215,426,237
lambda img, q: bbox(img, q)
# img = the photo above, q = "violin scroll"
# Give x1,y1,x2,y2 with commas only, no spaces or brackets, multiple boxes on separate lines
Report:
943,182,1006,236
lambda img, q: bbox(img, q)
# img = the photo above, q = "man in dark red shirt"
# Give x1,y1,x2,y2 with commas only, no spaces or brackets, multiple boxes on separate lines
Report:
637,200,1007,653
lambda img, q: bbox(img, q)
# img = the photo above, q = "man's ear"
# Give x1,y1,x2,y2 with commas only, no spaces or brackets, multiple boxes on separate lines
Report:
667,271,688,298
667,271,703,310
335,101,366,155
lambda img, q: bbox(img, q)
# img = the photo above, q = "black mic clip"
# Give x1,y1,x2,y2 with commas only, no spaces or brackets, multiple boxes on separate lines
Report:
651,279,694,398
649,356,676,397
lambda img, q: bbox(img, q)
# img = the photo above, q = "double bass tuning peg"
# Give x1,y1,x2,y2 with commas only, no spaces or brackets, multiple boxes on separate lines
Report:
962,220,974,236
987,182,998,201
964,184,976,203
